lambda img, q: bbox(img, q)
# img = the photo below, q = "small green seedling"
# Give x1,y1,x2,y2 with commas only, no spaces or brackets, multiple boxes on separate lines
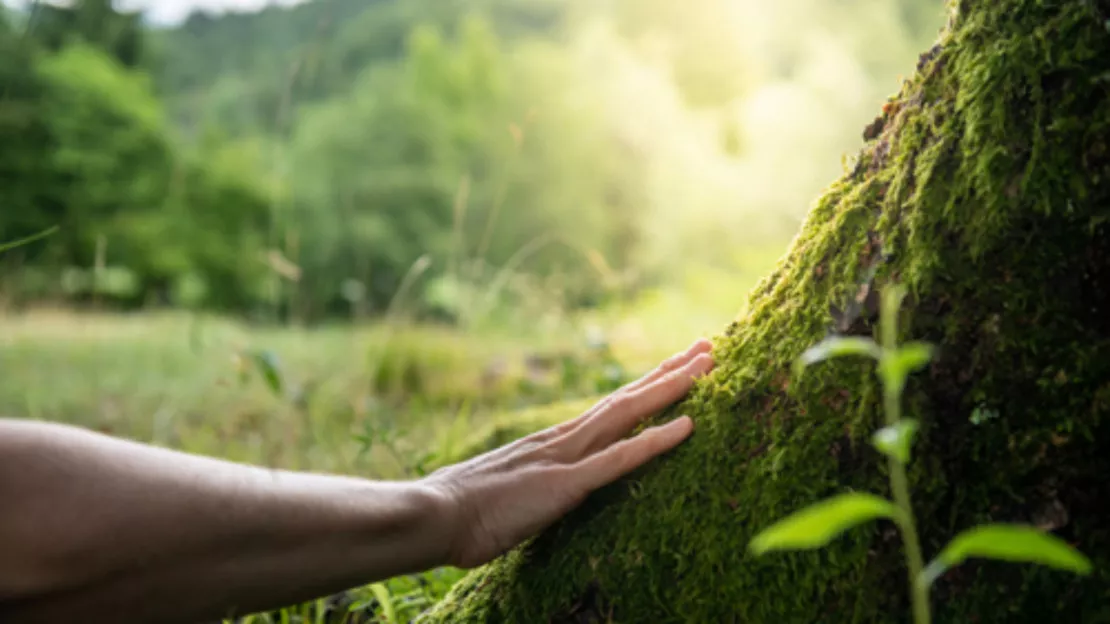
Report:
750,285,1092,624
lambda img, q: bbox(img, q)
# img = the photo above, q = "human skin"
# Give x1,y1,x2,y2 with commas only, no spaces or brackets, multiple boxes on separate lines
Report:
0,339,714,624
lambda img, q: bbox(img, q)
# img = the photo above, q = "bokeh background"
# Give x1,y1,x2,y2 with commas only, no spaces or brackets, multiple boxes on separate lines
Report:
0,0,947,620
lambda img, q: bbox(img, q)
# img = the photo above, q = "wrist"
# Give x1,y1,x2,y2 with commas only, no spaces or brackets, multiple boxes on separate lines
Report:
403,479,462,570
417,475,470,569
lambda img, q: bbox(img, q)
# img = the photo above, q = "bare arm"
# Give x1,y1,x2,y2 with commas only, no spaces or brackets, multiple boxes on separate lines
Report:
0,340,713,624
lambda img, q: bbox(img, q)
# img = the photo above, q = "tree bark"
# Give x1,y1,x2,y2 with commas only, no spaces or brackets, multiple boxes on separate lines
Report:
422,1,1110,621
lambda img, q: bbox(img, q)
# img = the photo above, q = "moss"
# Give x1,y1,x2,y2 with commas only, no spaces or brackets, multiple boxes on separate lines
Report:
421,1,1110,621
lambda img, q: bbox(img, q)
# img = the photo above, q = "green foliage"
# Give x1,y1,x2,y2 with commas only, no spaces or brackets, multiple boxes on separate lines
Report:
243,349,284,395
36,43,173,259
877,342,934,395
263,11,656,320
923,525,1093,588
227,566,469,623
154,0,567,134
2,0,951,320
369,583,397,623
1,7,271,310
794,336,882,374
30,0,144,67
748,493,899,555
0,15,57,255
871,419,919,464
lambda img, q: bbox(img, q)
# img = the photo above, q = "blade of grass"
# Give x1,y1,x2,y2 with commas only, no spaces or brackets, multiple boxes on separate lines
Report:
0,225,60,255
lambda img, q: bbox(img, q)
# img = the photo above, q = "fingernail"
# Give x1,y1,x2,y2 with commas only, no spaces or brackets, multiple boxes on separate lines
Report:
676,415,694,431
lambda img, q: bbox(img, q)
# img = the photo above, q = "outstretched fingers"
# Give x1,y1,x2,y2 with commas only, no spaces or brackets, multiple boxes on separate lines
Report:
510,339,712,453
620,339,712,396
571,416,695,492
568,352,712,457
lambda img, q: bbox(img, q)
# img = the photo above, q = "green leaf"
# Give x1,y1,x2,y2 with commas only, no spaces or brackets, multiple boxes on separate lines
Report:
369,582,398,624
355,421,379,458
794,336,881,375
878,341,934,393
0,225,59,255
354,433,376,458
749,493,898,555
872,419,920,464
918,559,949,589
412,451,438,477
249,350,284,396
922,524,1092,588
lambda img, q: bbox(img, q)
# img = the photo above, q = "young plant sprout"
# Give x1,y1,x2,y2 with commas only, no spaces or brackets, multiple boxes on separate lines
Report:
748,285,1092,624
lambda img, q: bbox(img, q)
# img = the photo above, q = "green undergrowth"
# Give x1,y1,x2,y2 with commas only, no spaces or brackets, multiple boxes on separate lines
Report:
0,311,613,475
232,567,469,624
421,1,1110,621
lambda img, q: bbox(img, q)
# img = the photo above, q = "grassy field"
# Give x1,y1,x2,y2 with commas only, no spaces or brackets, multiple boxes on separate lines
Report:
0,310,587,475
0,249,782,622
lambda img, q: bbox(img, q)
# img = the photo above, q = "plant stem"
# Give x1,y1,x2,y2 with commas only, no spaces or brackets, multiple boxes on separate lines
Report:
884,385,931,624
880,287,931,624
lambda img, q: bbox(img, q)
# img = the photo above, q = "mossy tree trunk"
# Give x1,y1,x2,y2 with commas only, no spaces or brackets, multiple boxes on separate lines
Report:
421,1,1110,621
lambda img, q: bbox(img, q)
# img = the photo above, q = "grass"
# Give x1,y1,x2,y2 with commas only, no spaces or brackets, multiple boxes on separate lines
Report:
0,246,783,622
0,309,585,474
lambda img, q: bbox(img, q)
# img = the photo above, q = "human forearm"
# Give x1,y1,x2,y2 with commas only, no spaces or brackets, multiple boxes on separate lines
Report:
0,419,450,623
0,338,715,624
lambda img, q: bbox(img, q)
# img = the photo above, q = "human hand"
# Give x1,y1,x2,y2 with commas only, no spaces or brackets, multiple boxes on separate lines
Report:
425,339,714,569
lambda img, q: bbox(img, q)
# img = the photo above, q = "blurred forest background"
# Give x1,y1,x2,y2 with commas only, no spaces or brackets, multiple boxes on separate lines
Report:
2,0,945,324
0,0,947,620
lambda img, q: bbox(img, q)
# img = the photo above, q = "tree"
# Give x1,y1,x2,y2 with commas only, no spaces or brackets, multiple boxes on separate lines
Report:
0,10,58,259
155,0,569,138
420,0,1110,621
35,43,173,270
1,41,270,309
282,16,659,321
31,0,144,67
282,22,493,319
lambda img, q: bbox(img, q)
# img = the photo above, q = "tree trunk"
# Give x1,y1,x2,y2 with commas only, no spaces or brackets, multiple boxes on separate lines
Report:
421,1,1110,621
